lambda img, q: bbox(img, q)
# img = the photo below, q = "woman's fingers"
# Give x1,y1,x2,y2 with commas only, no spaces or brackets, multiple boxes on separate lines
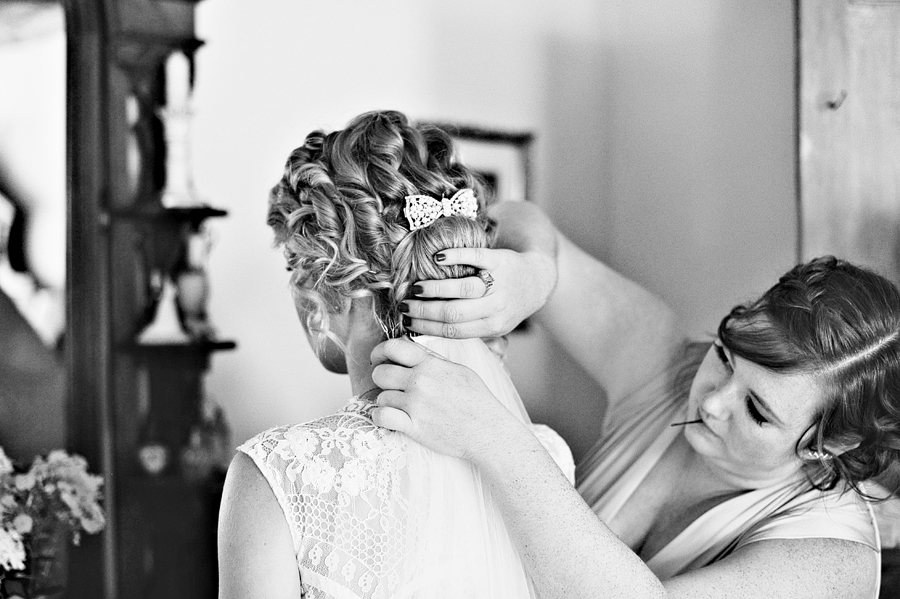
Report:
432,247,494,270
370,404,412,435
371,338,451,390
410,247,502,299
371,363,413,394
403,296,488,324
411,275,487,300
404,316,492,339
370,337,430,367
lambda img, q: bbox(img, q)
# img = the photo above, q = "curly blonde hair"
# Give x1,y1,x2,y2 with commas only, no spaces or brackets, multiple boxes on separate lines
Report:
267,110,494,350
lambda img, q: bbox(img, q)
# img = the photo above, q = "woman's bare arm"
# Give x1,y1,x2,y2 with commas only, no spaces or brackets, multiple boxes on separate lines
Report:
484,421,877,599
406,201,685,407
370,338,878,599
539,230,685,406
217,453,303,599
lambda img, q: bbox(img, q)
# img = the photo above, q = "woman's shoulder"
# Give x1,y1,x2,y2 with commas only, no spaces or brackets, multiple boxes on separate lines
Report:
739,482,879,551
237,397,407,473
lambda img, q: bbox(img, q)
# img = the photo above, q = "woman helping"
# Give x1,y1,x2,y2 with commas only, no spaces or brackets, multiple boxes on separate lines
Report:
371,201,898,598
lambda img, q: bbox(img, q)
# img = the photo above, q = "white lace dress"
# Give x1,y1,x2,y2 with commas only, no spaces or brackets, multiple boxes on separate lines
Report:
239,336,574,599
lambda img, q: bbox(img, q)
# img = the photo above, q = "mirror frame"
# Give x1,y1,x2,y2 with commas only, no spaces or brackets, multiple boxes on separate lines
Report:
64,1,200,596
65,1,112,596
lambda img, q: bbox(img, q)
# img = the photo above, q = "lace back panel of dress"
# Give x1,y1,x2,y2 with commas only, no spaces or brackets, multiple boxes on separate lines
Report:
241,394,536,599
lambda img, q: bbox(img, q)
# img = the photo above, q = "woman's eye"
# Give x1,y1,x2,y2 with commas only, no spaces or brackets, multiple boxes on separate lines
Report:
746,397,768,426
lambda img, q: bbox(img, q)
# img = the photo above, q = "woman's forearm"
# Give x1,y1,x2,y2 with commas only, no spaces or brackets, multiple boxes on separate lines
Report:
474,420,666,599
492,201,683,404
491,201,559,321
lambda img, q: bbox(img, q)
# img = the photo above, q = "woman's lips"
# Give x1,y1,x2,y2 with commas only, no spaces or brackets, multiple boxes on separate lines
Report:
697,412,719,438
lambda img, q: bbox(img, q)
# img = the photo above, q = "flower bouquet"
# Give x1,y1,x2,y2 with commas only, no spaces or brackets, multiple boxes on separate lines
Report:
0,447,105,599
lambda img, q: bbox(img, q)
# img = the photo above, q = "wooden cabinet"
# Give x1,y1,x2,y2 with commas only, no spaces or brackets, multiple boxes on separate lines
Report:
66,2,229,597
798,2,900,597
798,0,900,282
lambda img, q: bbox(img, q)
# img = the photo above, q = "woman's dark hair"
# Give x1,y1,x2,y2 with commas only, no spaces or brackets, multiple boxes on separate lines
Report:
266,110,493,349
718,255,900,496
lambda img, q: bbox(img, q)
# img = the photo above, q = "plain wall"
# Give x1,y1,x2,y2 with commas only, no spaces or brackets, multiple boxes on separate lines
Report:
193,0,796,455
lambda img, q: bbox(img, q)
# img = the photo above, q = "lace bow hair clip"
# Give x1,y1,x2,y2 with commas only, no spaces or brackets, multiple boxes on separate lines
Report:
403,188,478,232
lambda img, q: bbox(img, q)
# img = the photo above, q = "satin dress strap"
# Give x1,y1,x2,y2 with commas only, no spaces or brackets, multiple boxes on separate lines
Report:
575,368,880,592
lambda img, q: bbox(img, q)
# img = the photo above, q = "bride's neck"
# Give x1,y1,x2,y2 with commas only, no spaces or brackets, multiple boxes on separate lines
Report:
345,341,378,397
342,308,384,397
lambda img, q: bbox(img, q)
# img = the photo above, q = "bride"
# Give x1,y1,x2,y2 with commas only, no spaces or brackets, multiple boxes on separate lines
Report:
217,110,573,599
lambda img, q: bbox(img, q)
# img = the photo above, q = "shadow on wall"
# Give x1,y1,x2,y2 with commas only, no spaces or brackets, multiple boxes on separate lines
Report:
507,34,612,465
0,289,65,461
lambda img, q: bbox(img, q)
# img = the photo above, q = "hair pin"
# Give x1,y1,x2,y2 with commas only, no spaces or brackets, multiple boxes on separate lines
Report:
404,188,477,231
670,419,703,427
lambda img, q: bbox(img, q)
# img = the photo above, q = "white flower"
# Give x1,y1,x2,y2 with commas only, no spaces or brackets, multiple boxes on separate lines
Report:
283,429,319,458
301,457,336,493
79,502,106,535
283,458,305,485
14,473,35,491
352,431,385,462
46,449,73,464
336,459,369,497
317,428,353,457
378,431,406,464
12,514,33,535
0,447,13,476
0,527,26,571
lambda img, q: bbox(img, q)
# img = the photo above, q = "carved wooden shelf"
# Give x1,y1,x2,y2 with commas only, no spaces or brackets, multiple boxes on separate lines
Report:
123,340,237,355
111,206,227,229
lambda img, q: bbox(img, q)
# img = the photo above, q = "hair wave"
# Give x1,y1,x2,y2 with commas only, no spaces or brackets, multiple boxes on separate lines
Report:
267,110,493,350
718,255,900,498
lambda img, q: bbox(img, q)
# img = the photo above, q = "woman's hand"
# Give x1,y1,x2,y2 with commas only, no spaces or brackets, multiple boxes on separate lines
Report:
369,337,521,463
401,246,555,339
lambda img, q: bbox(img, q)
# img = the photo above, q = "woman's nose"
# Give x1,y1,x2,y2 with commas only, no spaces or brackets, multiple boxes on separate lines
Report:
700,380,734,421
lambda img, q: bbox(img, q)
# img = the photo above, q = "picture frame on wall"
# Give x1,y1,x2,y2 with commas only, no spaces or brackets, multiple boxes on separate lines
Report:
422,123,534,204
421,122,535,332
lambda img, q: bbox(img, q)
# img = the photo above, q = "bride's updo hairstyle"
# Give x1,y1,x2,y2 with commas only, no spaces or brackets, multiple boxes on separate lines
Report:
267,110,493,349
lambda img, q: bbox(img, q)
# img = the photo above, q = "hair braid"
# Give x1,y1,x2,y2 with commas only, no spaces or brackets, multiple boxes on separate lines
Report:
267,110,493,348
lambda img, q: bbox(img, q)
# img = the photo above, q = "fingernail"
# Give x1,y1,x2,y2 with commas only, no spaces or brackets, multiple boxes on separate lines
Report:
411,285,424,296
398,302,409,313
433,252,446,263
402,315,412,327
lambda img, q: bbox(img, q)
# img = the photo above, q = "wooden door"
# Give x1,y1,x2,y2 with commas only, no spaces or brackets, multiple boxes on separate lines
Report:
799,0,900,282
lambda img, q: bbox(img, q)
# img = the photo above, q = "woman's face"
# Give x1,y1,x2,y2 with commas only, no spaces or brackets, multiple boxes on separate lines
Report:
684,339,825,488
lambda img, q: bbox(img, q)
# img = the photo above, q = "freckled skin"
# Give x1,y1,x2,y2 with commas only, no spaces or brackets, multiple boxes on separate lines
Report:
683,343,826,490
